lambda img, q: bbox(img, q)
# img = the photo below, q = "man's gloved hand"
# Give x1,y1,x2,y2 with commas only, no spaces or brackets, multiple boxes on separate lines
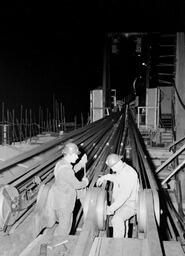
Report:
96,176,105,186
80,154,88,167
82,176,89,186
106,205,115,215
96,174,112,186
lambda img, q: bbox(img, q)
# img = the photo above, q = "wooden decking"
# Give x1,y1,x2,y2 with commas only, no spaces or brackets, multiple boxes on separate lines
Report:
18,233,185,256
89,237,184,256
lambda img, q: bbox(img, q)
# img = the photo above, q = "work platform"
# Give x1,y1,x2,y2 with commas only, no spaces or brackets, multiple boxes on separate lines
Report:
90,237,184,256
0,109,184,256
16,232,185,256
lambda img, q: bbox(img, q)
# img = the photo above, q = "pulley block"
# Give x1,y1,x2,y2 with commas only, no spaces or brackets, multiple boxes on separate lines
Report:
152,189,160,227
137,189,147,233
33,181,55,238
83,187,107,230
137,189,160,234
0,184,20,230
34,181,54,213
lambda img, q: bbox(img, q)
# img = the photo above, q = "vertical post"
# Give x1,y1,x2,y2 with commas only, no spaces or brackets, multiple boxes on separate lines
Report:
12,109,15,144
60,102,63,131
46,108,49,132
137,107,140,129
6,110,9,144
41,108,43,134
63,105,66,131
74,116,77,130
7,109,9,123
29,109,32,142
53,93,55,131
25,109,27,142
54,101,56,132
49,112,51,131
81,112,84,127
145,37,151,89
20,105,23,143
39,106,41,134
146,107,148,129
2,102,4,124
33,115,36,137
157,87,160,129
52,119,55,132
49,117,52,132
175,32,185,202
102,34,108,117
56,99,59,132
16,118,21,143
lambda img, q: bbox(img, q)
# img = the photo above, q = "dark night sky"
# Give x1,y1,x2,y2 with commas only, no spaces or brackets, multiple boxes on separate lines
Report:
0,7,107,122
0,8,99,120
0,5,183,122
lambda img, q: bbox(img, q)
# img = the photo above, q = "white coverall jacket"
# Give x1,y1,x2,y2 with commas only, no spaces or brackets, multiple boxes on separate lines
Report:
107,162,139,237
51,158,87,211
47,158,87,236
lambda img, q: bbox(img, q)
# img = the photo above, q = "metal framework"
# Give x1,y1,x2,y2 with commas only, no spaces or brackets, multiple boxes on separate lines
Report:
0,106,184,255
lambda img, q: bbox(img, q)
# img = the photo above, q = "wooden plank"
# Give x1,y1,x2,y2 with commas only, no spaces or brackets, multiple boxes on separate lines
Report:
0,212,36,256
89,237,102,256
71,219,99,256
20,232,78,256
144,190,163,256
91,237,142,256
163,241,184,256
19,233,49,256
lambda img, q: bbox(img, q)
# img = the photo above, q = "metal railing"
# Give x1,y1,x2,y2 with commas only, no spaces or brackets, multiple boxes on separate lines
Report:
137,106,159,130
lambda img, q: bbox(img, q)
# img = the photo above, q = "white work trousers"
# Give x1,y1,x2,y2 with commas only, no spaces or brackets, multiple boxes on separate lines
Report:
54,208,73,237
111,205,135,238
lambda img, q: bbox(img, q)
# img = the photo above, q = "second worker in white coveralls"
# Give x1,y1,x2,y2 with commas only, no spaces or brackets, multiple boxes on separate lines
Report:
96,153,139,238
50,142,89,237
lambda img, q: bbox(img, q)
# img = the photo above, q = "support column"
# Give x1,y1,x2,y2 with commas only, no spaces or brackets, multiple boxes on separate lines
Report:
175,32,185,201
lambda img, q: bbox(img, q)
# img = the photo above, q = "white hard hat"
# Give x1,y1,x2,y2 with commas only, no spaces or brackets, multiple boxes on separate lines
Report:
106,153,123,168
62,142,80,155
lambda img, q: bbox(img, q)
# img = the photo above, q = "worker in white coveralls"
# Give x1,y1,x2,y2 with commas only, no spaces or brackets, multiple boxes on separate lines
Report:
50,142,89,236
96,153,139,238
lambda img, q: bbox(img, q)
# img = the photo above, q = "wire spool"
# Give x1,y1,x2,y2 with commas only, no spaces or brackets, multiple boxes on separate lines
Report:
137,189,147,233
83,187,98,220
137,189,160,235
83,187,107,230
34,181,54,213
33,181,54,238
95,188,107,230
34,184,48,213
152,189,160,227
0,185,19,229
